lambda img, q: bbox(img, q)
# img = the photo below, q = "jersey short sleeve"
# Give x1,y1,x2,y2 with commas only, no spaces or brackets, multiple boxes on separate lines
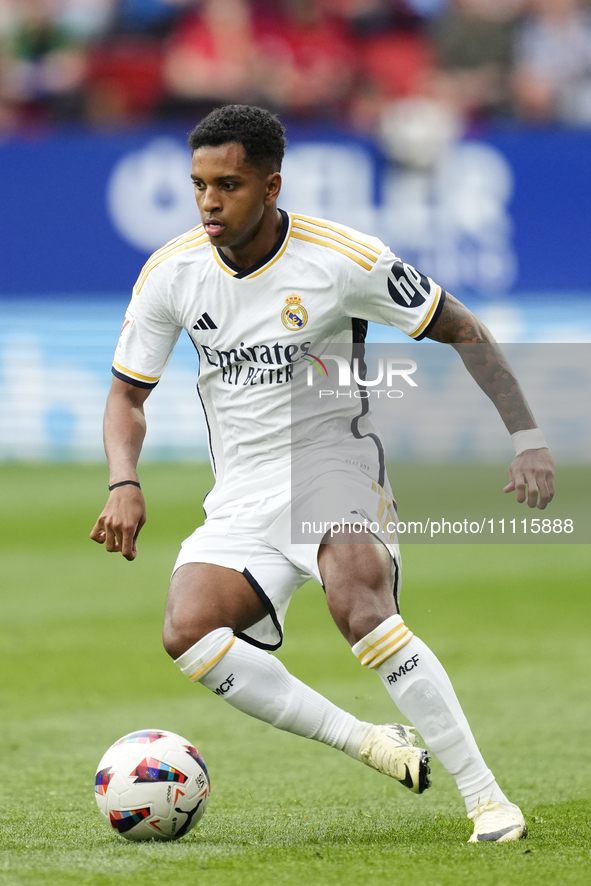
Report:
112,262,183,389
343,242,446,340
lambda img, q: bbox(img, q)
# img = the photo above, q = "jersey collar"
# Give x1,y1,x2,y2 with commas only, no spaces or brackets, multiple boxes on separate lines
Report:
212,209,291,279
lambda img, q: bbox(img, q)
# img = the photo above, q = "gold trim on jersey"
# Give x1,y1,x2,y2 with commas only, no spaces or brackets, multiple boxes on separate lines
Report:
409,285,442,339
112,361,160,384
291,231,374,271
290,215,381,271
135,225,204,285
292,215,381,258
249,228,291,277
211,213,293,279
135,228,208,294
138,223,204,273
292,220,381,265
211,244,235,276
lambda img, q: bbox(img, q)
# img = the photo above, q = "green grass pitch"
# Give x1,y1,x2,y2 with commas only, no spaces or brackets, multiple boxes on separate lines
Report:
0,463,589,886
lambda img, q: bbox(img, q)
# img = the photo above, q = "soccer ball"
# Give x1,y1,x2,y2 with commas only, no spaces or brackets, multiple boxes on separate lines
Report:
94,729,210,841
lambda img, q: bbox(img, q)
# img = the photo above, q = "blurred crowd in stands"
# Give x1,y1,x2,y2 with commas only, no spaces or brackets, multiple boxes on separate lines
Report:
2,0,591,143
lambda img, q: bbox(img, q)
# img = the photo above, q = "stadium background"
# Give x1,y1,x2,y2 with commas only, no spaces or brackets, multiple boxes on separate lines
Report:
0,2,590,884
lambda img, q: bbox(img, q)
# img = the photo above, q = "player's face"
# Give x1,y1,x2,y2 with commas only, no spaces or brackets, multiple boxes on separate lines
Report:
190,143,281,251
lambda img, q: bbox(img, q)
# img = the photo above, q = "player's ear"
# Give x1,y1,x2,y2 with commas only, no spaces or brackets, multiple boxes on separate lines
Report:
265,172,282,204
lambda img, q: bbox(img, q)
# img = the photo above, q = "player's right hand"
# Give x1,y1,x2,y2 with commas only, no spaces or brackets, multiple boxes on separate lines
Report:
90,486,147,561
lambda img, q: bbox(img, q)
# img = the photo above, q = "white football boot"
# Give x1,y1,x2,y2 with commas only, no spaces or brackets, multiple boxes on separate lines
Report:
358,723,431,794
467,800,528,843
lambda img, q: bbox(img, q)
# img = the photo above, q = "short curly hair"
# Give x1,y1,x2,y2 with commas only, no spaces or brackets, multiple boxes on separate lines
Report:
188,105,287,172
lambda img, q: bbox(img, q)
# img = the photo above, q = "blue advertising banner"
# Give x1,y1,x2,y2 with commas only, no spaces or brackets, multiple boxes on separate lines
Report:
1,126,590,297
1,125,590,461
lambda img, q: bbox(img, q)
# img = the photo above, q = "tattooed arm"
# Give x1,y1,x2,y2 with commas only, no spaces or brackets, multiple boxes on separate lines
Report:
427,293,554,509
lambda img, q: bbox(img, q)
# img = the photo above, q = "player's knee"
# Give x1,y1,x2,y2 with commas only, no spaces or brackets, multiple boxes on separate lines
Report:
347,610,392,645
327,591,398,646
162,616,208,660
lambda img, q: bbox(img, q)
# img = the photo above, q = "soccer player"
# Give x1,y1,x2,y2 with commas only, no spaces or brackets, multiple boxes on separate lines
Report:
91,105,554,843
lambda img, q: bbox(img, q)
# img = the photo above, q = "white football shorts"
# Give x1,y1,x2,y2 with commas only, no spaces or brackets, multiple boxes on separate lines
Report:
173,473,401,650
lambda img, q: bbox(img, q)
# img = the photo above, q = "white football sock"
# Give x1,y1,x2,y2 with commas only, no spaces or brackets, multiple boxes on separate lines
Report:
353,615,510,812
176,628,371,756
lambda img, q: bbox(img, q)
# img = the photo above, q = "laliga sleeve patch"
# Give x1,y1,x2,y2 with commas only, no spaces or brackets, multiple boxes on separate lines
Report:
115,310,135,356
387,261,430,309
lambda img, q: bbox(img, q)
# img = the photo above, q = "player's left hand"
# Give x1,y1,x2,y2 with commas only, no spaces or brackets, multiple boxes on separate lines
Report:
503,448,555,509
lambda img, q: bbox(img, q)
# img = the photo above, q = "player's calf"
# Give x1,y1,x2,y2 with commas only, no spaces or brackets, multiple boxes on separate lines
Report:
173,626,431,793
353,614,518,814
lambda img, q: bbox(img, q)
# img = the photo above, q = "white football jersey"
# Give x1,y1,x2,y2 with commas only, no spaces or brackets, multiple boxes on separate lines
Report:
113,211,445,513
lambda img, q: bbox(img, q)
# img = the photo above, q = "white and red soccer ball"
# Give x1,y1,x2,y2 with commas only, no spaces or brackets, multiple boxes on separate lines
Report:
94,729,210,841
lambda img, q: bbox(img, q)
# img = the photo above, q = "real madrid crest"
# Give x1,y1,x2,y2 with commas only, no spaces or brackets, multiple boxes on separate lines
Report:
281,294,308,330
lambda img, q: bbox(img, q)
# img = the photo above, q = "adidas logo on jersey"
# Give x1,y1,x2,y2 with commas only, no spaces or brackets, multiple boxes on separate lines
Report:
193,313,218,331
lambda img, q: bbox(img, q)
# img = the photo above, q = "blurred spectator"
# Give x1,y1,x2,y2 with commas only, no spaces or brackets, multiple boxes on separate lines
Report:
513,0,591,125
84,0,192,125
338,1,464,168
3,0,591,132
0,0,92,125
161,0,258,119
428,0,522,121
84,34,165,124
354,29,435,102
254,0,356,118
344,0,440,140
